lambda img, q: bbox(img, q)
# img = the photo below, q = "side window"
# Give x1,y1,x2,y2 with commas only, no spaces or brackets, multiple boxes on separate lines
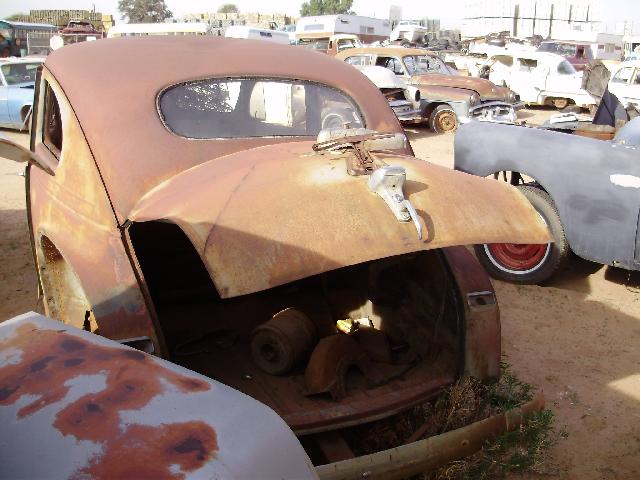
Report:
632,69,640,85
493,55,514,67
42,83,63,157
612,67,634,84
345,55,371,66
518,58,538,72
376,56,404,75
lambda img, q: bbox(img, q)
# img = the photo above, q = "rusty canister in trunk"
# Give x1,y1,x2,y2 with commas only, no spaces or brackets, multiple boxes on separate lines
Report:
251,307,318,375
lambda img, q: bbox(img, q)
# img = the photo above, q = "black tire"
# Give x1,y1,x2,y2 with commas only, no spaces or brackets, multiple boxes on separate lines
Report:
474,185,570,284
429,105,458,133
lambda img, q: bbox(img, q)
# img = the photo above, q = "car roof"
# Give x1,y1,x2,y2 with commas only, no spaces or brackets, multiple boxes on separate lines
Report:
43,36,398,220
491,51,564,62
336,46,436,58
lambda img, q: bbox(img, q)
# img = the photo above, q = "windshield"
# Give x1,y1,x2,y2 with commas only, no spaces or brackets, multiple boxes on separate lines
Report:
538,42,592,59
1,62,40,85
297,38,329,51
159,77,364,139
403,55,448,75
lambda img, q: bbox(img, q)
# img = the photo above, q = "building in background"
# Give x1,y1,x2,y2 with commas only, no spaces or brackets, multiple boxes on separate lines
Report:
181,12,295,36
462,0,603,39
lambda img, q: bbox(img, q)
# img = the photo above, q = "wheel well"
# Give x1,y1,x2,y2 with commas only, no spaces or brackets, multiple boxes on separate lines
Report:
38,235,96,331
490,170,550,193
423,102,449,118
19,105,31,122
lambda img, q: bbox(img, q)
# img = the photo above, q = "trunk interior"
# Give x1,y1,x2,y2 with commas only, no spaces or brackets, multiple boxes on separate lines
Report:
130,221,463,460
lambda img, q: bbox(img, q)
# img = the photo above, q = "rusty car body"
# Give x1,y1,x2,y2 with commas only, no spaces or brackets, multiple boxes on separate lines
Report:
336,46,521,132
1,36,550,477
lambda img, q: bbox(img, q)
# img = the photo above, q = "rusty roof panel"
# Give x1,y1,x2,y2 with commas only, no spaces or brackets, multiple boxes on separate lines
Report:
43,37,402,224
0,312,317,479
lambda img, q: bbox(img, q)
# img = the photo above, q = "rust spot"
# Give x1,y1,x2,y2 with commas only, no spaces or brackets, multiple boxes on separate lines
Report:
76,422,218,479
121,350,146,361
0,385,19,401
0,323,218,477
64,358,85,367
60,338,86,352
30,355,56,373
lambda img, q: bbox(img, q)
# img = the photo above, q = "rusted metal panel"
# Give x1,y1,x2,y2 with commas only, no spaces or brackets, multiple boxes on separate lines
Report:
129,141,551,298
315,391,545,480
43,37,406,225
443,246,501,380
27,69,163,351
0,313,317,479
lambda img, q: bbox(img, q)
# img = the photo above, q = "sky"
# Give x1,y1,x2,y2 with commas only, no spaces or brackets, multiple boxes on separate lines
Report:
1,0,639,31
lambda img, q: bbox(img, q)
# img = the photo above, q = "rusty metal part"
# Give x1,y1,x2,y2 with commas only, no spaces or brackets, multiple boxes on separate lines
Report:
314,431,356,463
315,390,546,480
305,335,370,401
129,142,551,299
443,247,501,380
251,308,317,375
355,328,391,364
312,132,393,176
0,313,317,479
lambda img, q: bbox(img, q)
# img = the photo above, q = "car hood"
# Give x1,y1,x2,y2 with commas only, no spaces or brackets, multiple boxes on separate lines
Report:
410,73,508,101
128,141,550,298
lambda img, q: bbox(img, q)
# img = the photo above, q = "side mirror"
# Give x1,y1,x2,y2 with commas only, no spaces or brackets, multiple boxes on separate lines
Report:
0,137,54,175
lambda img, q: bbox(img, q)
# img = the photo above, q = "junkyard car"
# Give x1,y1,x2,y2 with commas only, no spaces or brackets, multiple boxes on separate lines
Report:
608,60,640,110
455,119,640,284
479,51,597,111
0,56,42,130
357,65,423,123
1,37,549,477
336,46,520,132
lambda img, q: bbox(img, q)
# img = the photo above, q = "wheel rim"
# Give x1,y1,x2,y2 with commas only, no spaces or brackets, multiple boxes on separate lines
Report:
553,99,568,109
485,242,551,273
435,110,457,132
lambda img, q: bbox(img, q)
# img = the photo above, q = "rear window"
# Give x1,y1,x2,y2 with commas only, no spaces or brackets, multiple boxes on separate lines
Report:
159,78,364,139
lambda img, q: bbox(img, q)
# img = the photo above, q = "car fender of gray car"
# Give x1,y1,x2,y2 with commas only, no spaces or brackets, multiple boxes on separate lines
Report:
454,121,640,271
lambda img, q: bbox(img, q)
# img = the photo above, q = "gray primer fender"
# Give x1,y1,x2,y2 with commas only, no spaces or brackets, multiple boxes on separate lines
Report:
454,122,640,270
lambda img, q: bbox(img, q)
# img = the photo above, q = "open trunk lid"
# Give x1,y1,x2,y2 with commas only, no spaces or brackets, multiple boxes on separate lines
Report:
129,141,550,298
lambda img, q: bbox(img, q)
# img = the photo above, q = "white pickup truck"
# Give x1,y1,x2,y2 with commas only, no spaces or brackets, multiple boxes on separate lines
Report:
479,51,597,111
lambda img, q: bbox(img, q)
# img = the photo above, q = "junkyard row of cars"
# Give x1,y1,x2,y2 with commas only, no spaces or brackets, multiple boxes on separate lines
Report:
0,36,638,478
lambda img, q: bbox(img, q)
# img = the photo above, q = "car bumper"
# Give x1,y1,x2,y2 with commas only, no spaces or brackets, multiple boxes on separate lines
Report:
316,391,545,480
462,102,518,125
389,100,425,124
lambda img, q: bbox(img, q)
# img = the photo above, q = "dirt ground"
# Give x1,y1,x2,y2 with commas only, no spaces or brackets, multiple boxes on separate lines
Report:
1,108,639,478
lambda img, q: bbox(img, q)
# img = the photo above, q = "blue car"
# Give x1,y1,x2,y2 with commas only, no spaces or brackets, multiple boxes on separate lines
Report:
0,58,41,130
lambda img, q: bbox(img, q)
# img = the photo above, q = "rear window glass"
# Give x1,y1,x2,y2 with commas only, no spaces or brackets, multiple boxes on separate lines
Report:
159,78,364,138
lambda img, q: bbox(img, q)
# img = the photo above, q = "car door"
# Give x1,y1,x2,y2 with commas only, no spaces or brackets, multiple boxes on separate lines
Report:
0,70,10,126
609,66,636,106
510,57,546,103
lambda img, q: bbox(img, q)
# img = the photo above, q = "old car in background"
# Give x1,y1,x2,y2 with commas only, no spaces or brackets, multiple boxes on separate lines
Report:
608,60,640,110
479,51,597,111
337,47,520,132
455,119,640,284
1,36,549,476
357,65,423,123
0,56,42,130
537,40,593,71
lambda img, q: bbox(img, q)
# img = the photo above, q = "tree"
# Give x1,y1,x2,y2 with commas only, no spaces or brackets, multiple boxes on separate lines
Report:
217,4,239,13
300,0,354,16
4,13,27,21
118,0,172,23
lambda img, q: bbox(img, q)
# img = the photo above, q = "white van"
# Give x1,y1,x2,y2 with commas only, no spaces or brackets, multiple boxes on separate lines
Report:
225,26,290,44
